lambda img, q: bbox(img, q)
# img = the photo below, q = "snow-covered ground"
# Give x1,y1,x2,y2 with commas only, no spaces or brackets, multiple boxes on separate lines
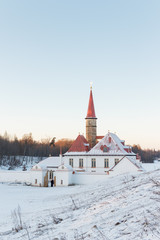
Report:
0,170,160,240
142,162,160,171
0,156,44,171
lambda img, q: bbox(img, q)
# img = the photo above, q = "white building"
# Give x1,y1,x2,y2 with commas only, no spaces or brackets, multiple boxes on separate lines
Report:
63,132,142,175
30,86,143,187
31,157,61,187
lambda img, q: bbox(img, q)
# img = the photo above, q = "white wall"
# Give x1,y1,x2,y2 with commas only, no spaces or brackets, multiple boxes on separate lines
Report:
73,172,110,185
30,170,45,187
0,170,46,187
110,157,140,176
55,170,73,186
0,171,31,183
68,171,73,185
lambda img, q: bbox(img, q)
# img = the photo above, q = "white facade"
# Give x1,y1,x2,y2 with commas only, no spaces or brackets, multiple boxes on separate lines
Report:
55,165,73,186
63,155,138,173
63,132,141,175
72,172,110,185
30,167,46,187
30,156,61,187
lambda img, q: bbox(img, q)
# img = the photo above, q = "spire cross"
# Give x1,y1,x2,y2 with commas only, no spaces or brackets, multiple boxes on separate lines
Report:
90,82,93,90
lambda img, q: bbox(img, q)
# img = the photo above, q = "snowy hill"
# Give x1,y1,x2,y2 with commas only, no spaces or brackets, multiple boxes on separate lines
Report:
0,170,160,239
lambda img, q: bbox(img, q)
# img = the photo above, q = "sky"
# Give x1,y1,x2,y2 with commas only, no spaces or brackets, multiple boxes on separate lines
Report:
0,0,160,149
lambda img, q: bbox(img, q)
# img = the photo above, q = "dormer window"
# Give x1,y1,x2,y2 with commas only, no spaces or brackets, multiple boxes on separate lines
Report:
103,146,108,152
100,145,109,152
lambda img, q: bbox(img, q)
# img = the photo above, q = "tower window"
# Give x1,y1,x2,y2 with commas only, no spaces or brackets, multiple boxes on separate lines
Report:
79,159,83,168
104,159,109,168
69,158,73,167
91,158,96,168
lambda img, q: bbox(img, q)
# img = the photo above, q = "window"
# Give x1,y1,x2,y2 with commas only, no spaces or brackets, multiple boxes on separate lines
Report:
49,170,53,179
69,158,73,167
61,180,63,185
35,179,37,184
91,158,96,168
79,159,83,168
115,159,119,165
103,147,108,152
104,159,109,168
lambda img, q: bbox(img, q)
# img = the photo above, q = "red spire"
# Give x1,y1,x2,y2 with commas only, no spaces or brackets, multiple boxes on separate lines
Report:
86,88,96,118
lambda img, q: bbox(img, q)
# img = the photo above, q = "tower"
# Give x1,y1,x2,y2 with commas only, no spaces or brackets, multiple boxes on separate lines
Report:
85,85,97,148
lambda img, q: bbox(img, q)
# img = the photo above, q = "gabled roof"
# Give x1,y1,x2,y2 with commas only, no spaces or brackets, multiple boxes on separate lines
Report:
109,156,143,171
32,157,61,170
86,89,96,118
88,132,135,155
66,135,89,153
57,164,73,171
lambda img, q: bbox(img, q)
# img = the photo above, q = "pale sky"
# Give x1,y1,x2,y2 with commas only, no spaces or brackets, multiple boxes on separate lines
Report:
0,1,160,149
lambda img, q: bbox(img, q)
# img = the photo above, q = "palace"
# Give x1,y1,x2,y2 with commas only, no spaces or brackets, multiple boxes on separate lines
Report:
31,86,142,187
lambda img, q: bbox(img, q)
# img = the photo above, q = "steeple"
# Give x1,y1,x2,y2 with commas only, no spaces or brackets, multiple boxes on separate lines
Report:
86,86,96,118
85,85,97,148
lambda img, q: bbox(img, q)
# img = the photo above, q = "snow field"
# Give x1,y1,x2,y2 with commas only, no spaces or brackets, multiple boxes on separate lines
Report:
0,170,160,240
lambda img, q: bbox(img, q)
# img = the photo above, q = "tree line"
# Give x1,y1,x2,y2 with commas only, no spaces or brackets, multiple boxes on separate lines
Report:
132,144,160,163
0,132,73,167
